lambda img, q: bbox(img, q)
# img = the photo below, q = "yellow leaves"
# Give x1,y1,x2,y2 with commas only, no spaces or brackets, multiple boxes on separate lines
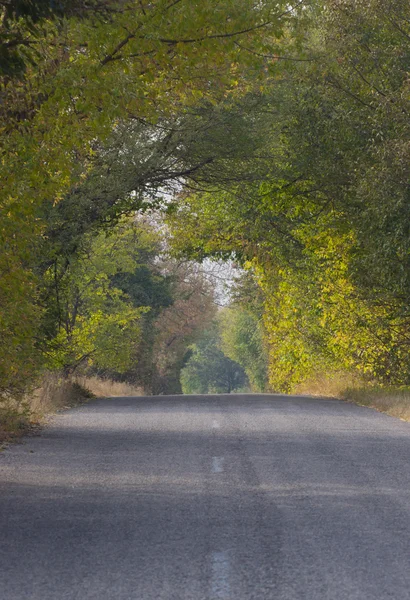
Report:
45,218,157,374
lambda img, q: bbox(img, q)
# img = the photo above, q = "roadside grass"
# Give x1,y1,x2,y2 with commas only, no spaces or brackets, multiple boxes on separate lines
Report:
75,376,144,398
29,372,95,418
295,371,410,422
341,386,410,421
294,371,365,399
0,401,32,446
1,373,93,447
1,373,145,447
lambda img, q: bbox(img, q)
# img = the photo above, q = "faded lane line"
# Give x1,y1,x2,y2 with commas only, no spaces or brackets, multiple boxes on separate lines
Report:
211,550,231,599
212,457,224,473
212,420,220,430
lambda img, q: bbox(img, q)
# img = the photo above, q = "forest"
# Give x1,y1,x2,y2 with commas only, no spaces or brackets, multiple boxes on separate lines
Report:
1,0,409,430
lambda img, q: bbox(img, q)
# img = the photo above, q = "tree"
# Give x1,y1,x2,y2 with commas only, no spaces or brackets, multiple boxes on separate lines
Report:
151,260,217,393
168,0,410,391
44,218,155,375
219,274,269,392
1,0,303,400
180,321,248,394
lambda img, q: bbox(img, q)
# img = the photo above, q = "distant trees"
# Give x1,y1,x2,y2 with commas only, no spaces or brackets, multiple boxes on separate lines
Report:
150,261,217,393
39,215,217,393
180,322,248,395
219,309,268,393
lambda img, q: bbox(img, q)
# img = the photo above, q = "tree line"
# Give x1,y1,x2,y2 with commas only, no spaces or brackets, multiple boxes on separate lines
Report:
1,0,409,409
167,0,410,391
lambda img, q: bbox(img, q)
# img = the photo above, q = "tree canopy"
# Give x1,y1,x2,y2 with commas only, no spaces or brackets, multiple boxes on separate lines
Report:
167,0,410,391
1,0,410,405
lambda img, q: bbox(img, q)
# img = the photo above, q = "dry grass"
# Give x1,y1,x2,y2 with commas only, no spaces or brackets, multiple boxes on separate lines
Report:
0,373,94,446
28,373,144,417
0,401,31,445
294,371,366,398
75,376,144,398
294,371,410,422
29,373,144,417
341,387,410,421
29,373,94,417
1,372,145,445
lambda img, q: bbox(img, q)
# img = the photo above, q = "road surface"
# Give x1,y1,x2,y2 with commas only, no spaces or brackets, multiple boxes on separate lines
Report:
1,394,410,599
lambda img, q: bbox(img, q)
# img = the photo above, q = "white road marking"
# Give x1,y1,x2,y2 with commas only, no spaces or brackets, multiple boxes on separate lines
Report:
211,550,231,599
212,420,221,429
212,457,224,473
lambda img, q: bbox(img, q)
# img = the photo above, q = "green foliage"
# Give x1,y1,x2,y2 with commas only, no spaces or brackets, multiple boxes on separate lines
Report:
218,276,269,392
0,0,297,401
44,219,152,374
3,0,410,402
168,0,410,392
180,322,248,394
149,260,217,393
0,216,42,402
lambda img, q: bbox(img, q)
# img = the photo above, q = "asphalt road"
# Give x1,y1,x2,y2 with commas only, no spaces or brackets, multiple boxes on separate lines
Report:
2,394,410,600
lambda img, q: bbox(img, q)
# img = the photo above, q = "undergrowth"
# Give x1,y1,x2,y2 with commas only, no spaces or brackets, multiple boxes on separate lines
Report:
295,371,410,422
1,373,145,446
0,373,94,446
75,376,144,398
341,386,410,422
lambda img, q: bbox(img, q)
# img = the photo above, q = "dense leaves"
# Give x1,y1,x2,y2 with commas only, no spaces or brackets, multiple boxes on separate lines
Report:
219,276,269,392
2,0,410,402
0,0,298,401
168,0,410,391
